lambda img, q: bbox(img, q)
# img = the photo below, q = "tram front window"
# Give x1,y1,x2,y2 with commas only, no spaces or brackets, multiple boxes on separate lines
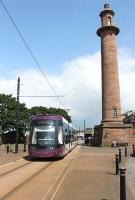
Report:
32,126,56,145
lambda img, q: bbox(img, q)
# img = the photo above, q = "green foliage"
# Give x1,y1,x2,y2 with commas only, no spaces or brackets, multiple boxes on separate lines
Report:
29,106,71,122
0,93,72,133
0,94,30,132
0,94,16,131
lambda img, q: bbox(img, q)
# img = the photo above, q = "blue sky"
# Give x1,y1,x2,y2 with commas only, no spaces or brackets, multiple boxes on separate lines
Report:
0,0,134,75
0,1,135,128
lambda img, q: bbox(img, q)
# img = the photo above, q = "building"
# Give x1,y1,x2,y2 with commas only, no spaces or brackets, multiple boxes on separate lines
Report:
123,111,135,137
93,4,132,146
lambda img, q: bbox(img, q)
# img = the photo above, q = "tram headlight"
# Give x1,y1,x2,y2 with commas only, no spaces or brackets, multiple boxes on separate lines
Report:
50,147,54,150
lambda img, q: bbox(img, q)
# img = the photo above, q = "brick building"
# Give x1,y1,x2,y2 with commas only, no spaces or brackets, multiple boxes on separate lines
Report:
94,4,132,146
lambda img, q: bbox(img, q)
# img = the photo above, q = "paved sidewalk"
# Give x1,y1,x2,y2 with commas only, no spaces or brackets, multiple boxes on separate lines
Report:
52,146,134,200
0,144,134,199
0,144,28,166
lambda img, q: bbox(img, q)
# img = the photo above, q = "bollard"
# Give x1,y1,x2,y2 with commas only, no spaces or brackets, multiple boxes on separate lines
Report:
133,144,135,156
10,147,12,152
120,168,126,200
119,149,122,163
125,144,127,157
115,154,119,175
6,145,9,154
23,143,26,152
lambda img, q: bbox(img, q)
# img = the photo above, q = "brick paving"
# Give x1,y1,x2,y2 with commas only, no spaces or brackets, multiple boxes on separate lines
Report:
0,144,135,199
0,144,28,166
52,145,134,200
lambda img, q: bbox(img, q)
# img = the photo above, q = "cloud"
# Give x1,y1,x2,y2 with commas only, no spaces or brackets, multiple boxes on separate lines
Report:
0,48,135,129
118,48,135,112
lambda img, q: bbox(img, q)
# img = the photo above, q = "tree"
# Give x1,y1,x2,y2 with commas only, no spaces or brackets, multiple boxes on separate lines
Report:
29,106,48,115
0,94,30,132
0,94,16,131
0,93,72,131
29,106,71,122
0,93,72,143
48,107,71,122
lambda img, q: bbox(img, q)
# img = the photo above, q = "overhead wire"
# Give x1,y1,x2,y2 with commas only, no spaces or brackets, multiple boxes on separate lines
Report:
20,95,65,98
0,0,66,109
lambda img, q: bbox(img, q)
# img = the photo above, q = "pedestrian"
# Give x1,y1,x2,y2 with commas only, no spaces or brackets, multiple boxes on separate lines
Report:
6,144,9,153
112,140,117,147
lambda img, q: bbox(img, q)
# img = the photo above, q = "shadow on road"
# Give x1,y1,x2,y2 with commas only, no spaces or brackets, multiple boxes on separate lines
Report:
23,155,63,162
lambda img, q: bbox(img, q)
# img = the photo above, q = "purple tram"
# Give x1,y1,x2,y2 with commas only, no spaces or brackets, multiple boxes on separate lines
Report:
28,115,78,158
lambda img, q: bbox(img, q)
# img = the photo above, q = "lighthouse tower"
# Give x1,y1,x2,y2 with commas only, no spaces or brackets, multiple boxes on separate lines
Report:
94,4,132,146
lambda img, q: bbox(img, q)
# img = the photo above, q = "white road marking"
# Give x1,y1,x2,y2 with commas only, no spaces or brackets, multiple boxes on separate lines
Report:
0,158,25,168
41,145,80,200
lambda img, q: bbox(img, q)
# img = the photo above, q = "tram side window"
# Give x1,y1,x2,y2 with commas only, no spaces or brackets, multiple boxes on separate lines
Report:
32,127,37,144
71,133,76,142
69,126,74,142
58,126,63,144
63,123,69,144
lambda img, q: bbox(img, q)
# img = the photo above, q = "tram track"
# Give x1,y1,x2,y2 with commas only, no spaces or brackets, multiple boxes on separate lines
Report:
42,156,74,200
0,145,80,200
0,160,32,178
0,160,54,200
2,146,80,200
44,146,80,200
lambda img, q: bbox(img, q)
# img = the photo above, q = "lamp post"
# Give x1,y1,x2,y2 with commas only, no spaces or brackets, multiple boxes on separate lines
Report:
15,77,20,153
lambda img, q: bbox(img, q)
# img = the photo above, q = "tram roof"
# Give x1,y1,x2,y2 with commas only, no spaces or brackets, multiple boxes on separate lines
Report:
32,114,72,123
31,114,63,121
31,114,74,128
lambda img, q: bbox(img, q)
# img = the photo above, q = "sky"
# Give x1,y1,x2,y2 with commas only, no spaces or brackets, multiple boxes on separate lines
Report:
0,0,135,129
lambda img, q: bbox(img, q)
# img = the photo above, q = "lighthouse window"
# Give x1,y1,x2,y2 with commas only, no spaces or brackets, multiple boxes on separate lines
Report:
107,17,111,26
112,108,117,117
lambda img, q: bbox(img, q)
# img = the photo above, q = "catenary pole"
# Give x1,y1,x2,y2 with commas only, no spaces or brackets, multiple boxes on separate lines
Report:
15,77,20,153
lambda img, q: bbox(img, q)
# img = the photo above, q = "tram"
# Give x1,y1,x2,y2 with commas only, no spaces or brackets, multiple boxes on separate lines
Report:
28,115,78,158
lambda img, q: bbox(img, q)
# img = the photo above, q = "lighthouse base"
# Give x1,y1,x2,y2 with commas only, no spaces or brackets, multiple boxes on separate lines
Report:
93,122,133,147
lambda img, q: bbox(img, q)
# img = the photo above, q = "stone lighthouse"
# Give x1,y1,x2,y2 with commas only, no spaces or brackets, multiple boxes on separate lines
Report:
94,4,132,146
